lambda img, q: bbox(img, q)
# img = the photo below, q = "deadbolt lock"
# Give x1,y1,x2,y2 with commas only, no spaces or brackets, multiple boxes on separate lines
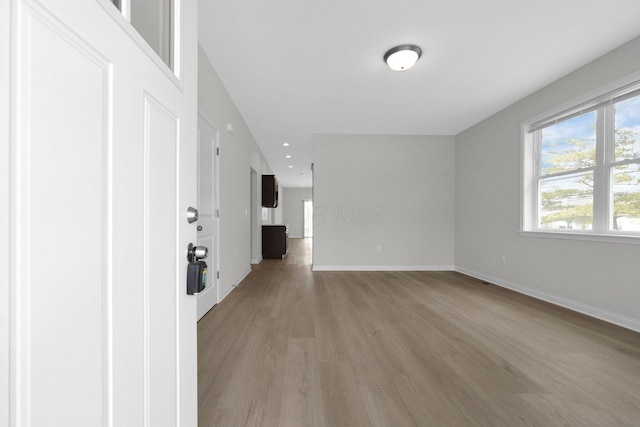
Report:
186,207,199,224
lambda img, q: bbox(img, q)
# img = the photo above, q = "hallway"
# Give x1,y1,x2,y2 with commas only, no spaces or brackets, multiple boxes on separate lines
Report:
197,239,640,426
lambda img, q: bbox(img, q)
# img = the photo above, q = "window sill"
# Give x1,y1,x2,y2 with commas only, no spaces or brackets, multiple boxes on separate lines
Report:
520,230,640,246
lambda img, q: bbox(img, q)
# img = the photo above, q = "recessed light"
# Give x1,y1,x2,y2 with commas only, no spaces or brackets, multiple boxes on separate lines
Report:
283,142,290,147
288,165,293,168
286,155,291,159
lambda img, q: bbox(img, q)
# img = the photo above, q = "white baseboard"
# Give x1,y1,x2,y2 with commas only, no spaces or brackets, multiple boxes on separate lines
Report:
250,256,263,265
455,266,640,334
213,260,640,333
219,267,251,303
312,265,455,272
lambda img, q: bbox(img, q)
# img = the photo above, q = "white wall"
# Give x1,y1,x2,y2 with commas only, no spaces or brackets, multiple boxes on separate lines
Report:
274,181,284,224
283,187,313,238
198,46,274,298
313,134,455,270
198,33,640,331
455,36,640,332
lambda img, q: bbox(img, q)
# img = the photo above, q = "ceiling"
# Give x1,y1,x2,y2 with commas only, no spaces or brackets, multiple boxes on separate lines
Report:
198,0,640,188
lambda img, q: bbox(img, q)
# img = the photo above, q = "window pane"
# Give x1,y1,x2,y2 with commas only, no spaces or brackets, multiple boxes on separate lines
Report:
540,112,596,175
614,95,640,162
612,163,640,231
539,172,593,230
131,0,174,70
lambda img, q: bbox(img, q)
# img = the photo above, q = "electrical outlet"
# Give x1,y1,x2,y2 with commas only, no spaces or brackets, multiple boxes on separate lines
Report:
501,254,506,263
376,245,382,253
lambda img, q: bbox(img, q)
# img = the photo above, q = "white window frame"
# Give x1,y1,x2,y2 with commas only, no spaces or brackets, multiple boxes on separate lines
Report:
521,71,640,245
102,0,181,84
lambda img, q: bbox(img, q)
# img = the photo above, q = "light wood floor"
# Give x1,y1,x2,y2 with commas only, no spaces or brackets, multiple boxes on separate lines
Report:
198,238,640,426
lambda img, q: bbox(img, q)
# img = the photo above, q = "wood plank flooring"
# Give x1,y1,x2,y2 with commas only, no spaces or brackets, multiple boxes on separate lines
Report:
198,238,640,426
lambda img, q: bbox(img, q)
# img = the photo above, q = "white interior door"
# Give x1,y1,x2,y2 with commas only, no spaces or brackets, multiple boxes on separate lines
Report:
197,114,219,320
3,0,198,425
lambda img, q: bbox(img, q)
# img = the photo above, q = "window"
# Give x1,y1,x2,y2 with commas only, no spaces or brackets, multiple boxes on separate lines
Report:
522,78,640,242
130,0,174,71
110,0,175,71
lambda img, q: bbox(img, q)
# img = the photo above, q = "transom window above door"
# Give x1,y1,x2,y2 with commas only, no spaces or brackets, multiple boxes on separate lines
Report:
110,0,174,72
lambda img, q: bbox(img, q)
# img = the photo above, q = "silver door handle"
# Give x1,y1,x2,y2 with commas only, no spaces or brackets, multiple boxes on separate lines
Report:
187,243,208,262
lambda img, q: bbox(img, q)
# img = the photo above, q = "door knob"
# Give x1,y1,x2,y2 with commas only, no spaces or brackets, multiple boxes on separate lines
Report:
187,243,208,262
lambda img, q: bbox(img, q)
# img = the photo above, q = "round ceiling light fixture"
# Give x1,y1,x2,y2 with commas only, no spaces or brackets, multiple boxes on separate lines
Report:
384,44,422,71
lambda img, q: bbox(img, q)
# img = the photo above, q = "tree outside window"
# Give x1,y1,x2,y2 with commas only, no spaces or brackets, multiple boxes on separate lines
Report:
536,95,640,232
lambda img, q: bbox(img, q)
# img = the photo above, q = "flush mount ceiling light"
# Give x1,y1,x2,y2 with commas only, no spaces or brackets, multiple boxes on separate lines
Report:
384,44,422,71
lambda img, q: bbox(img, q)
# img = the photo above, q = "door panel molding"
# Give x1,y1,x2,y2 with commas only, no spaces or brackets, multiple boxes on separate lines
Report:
143,94,179,426
1,0,11,423
14,2,114,424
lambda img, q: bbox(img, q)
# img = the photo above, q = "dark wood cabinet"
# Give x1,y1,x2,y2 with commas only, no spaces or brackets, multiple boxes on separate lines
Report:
262,175,278,207
262,225,288,259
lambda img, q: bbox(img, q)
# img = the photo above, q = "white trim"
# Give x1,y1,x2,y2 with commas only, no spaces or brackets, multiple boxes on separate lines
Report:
250,257,263,265
219,284,235,302
312,265,455,272
520,230,640,245
219,267,251,303
141,96,151,427
211,258,640,334
96,0,181,88
103,61,115,427
524,69,640,131
1,0,10,421
522,69,640,239
454,266,640,334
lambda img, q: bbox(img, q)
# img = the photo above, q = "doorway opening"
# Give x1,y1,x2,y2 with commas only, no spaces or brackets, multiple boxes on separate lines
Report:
304,199,313,238
250,169,261,264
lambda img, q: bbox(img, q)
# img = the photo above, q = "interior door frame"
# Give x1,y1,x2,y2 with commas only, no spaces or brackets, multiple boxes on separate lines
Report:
196,111,220,319
1,0,10,422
